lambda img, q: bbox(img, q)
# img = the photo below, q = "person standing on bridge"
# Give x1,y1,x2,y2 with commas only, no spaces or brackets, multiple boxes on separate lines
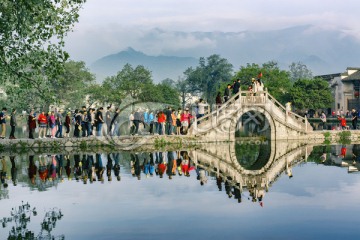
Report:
0,108,8,139
28,110,36,139
338,115,347,130
9,109,17,139
224,84,231,102
351,109,358,129
197,99,208,124
233,79,241,99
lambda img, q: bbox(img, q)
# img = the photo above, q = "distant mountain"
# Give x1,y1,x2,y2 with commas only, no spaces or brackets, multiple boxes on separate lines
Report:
90,47,198,82
89,26,360,82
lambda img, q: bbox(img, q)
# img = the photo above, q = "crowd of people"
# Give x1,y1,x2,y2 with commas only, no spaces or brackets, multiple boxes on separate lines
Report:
0,74,269,140
0,105,201,139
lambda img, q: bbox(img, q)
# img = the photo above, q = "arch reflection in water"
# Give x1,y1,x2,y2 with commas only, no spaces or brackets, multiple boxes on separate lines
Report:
190,141,313,204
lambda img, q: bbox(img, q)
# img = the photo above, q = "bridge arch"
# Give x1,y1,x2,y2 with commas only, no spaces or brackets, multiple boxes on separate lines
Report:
230,106,276,141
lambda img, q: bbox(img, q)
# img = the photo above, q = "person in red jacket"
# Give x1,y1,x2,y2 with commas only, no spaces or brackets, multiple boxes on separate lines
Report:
338,115,347,130
157,111,166,135
38,111,48,138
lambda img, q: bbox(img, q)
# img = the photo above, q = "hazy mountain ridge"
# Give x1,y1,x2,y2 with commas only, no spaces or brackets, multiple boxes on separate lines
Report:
90,25,360,82
91,47,198,82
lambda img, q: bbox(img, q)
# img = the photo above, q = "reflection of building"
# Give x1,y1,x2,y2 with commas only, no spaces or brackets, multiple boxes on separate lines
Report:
317,67,360,113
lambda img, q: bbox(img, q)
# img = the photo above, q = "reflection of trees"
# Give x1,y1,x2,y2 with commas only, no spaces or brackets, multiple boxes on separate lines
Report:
235,142,271,170
0,201,64,240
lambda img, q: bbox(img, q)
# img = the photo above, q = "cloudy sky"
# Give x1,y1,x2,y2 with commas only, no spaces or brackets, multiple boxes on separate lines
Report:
65,0,360,64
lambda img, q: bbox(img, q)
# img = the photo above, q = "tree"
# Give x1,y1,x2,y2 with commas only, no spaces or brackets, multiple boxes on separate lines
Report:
262,61,292,104
52,60,95,109
0,0,86,105
184,54,233,105
289,78,333,110
233,63,261,89
233,61,292,104
289,62,313,82
176,78,192,109
90,64,180,108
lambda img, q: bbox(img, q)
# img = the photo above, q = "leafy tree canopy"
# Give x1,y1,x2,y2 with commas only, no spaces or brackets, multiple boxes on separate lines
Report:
289,78,333,110
184,54,233,105
0,0,86,89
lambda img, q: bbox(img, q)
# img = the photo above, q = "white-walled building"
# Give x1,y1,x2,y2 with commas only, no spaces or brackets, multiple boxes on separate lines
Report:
317,67,360,114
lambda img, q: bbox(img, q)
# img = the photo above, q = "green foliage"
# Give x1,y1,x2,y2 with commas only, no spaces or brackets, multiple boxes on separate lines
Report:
89,64,180,108
289,78,333,110
0,0,86,107
337,131,351,144
233,61,292,104
184,54,233,105
289,62,313,82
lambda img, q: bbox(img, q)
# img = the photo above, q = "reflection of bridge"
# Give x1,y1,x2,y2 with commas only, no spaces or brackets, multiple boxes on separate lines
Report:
189,141,313,202
189,91,313,141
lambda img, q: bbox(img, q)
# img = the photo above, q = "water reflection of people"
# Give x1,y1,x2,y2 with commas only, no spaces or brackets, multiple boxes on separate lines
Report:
216,176,222,191
10,156,17,186
95,154,104,183
38,155,49,183
28,155,37,185
285,158,293,178
149,153,155,177
82,155,89,184
56,155,64,182
113,153,121,181
88,154,96,183
158,152,167,178
181,151,194,177
74,154,82,181
167,152,176,180
1,156,8,188
65,155,71,180
134,153,142,180
196,165,207,186
106,154,113,182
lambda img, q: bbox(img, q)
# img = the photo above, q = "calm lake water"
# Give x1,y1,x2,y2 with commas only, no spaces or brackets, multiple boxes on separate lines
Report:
1,142,360,240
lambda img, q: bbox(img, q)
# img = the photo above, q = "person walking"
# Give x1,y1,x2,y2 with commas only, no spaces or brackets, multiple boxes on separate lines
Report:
215,92,222,108
165,107,172,135
9,109,17,139
352,109,358,129
95,107,104,136
55,109,63,138
64,112,71,137
224,84,231,102
49,111,57,138
110,108,120,136
0,108,7,139
28,110,37,139
37,110,47,138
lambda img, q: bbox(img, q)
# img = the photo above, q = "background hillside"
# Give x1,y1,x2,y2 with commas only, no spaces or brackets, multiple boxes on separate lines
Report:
89,25,360,82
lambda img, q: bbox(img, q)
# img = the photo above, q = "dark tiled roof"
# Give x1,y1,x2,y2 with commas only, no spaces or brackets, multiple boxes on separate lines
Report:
316,73,341,81
343,70,360,81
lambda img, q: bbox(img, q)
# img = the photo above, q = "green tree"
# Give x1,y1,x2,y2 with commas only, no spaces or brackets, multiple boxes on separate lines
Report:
262,61,292,104
0,0,86,85
233,61,292,104
289,78,333,110
53,60,95,109
184,54,233,105
233,63,261,89
289,62,313,82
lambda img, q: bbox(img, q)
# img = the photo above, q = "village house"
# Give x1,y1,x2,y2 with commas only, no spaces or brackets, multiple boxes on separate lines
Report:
317,67,360,115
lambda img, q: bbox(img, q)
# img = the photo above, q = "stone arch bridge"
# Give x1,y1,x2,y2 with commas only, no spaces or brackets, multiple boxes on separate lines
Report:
189,91,313,141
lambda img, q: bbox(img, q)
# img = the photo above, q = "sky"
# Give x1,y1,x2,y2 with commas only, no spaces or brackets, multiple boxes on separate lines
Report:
64,0,360,64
